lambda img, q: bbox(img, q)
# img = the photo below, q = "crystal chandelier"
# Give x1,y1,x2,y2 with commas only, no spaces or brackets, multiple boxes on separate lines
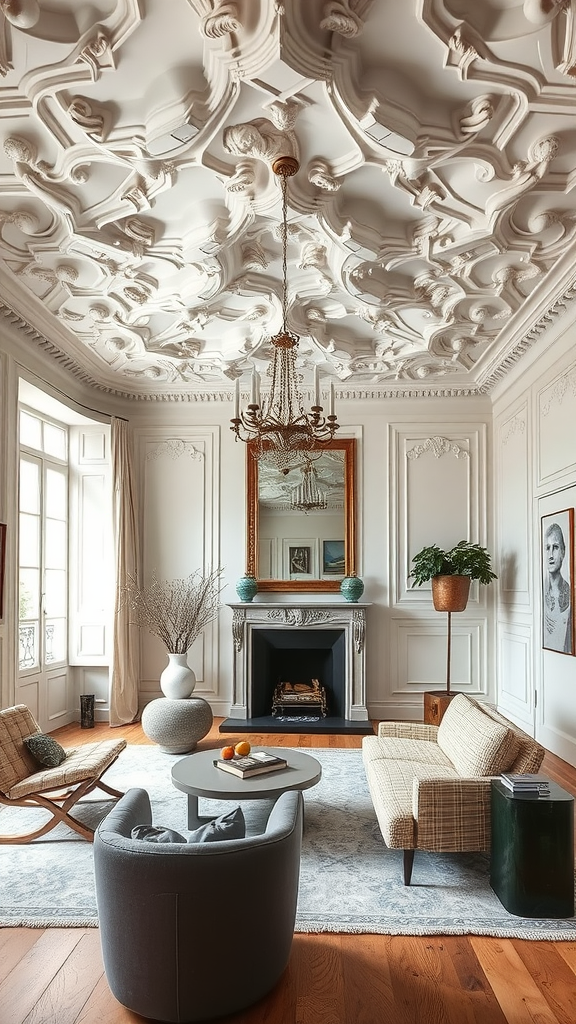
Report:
290,461,328,513
230,156,339,471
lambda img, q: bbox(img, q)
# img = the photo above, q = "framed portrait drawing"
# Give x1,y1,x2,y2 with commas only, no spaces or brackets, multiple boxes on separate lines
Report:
541,508,574,655
0,523,5,621
323,539,345,577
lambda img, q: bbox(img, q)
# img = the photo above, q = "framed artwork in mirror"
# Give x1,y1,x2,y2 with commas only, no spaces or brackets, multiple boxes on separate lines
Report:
246,438,357,592
323,539,345,576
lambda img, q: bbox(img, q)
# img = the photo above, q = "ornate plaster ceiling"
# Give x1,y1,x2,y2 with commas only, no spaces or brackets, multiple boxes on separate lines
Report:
1,0,576,402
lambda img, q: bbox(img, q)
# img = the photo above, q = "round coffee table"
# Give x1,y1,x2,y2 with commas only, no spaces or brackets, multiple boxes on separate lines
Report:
171,746,322,829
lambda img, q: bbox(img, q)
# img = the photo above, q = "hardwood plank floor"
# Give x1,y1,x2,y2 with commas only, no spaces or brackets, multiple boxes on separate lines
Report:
1,720,575,1024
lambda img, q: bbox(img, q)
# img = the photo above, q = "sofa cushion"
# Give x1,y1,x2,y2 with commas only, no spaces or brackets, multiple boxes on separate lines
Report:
437,694,519,776
469,699,545,774
362,734,454,768
362,754,461,849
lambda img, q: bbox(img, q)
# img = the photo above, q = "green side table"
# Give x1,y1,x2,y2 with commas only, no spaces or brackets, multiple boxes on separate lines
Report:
490,779,574,918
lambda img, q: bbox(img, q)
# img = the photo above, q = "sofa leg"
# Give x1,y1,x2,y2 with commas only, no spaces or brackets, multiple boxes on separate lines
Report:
403,849,414,885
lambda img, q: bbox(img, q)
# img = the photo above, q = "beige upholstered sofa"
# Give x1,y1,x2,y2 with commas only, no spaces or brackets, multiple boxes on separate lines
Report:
362,693,545,884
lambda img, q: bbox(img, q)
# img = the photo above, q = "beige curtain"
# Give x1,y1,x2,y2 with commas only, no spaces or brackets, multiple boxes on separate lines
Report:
109,417,140,725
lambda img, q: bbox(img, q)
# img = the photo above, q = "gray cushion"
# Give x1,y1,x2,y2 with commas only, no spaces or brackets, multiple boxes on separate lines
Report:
131,824,187,844
23,733,67,768
188,806,245,843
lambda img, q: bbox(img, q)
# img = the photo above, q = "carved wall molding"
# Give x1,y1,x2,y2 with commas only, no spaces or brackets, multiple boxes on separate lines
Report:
501,415,527,445
145,439,204,461
540,370,576,415
406,436,470,460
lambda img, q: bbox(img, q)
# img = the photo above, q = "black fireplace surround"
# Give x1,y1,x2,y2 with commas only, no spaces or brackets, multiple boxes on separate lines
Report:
220,627,372,735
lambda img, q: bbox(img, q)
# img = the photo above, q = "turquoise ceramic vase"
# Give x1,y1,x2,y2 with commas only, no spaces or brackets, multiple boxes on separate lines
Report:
340,574,364,602
236,575,258,602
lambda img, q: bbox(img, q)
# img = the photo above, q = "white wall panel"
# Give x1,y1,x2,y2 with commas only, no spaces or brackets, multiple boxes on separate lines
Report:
138,428,220,700
537,368,576,486
498,406,531,605
390,617,483,694
392,426,485,606
46,670,68,723
497,625,533,731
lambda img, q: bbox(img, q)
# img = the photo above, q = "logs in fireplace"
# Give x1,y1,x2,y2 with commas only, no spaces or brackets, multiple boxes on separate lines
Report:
271,678,327,718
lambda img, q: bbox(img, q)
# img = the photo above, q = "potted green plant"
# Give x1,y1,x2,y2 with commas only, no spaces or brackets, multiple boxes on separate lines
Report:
409,541,497,697
409,540,497,610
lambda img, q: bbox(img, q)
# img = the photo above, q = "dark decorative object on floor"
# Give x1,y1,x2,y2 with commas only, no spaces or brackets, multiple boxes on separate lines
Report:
80,694,95,729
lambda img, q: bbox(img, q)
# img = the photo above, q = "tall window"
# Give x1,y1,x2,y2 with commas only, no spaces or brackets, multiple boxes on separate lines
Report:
18,409,68,672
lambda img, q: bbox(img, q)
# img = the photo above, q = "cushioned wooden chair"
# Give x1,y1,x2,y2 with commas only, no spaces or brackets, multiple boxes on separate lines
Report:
0,704,127,844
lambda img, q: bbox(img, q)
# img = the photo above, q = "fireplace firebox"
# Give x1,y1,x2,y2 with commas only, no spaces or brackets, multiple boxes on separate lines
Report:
252,628,345,719
221,602,372,735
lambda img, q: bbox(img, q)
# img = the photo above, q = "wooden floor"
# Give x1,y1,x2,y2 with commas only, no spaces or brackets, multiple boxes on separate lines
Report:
2,719,576,1024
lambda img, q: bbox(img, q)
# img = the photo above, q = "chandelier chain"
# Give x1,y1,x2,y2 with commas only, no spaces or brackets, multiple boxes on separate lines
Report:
230,154,339,471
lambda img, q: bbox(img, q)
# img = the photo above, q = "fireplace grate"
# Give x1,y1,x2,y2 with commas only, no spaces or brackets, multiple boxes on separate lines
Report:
271,678,327,718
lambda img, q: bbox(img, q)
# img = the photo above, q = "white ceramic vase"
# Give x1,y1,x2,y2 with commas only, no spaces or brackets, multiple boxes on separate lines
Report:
160,653,196,699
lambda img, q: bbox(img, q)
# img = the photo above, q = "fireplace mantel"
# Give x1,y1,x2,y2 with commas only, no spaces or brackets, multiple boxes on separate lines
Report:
227,602,370,724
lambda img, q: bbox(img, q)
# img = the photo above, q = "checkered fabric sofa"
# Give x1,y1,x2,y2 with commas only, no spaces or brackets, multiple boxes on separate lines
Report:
362,692,545,884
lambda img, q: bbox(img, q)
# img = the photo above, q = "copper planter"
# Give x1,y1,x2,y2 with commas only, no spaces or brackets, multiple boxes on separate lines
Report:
431,574,470,612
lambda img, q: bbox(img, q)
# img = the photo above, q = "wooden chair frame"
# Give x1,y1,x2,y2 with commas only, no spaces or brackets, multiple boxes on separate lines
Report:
0,755,124,844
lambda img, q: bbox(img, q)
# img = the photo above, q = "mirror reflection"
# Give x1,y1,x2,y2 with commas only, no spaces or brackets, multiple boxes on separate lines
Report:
246,439,356,592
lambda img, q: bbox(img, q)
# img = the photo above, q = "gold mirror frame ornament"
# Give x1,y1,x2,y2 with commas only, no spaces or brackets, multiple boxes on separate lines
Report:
246,438,357,592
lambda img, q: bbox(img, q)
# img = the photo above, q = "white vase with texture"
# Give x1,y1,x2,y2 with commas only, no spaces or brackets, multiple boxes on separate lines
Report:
160,653,196,699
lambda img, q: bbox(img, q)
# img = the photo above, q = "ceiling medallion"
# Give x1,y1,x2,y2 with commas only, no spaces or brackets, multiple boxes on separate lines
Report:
230,155,339,471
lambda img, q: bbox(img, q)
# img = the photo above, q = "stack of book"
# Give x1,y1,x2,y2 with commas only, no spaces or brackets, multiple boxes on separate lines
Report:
214,751,288,779
499,772,550,796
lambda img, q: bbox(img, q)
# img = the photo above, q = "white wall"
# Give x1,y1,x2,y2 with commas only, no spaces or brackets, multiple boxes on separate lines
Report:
493,311,576,764
6,310,575,759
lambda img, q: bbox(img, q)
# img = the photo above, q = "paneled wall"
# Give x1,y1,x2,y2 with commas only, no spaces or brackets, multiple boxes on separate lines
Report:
135,426,224,714
494,317,576,764
376,420,491,719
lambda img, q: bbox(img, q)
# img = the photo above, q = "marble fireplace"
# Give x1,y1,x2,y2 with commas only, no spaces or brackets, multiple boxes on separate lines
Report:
220,602,371,734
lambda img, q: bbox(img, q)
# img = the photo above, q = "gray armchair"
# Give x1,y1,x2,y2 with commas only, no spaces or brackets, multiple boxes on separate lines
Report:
93,787,303,1023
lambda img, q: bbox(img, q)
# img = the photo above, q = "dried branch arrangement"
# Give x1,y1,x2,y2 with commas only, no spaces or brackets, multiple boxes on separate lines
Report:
121,568,225,654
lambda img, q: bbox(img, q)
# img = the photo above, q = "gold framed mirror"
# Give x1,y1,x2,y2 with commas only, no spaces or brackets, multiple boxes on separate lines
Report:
246,438,356,592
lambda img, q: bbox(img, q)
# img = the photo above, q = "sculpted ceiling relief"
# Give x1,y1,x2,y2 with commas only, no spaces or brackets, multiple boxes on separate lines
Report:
1,0,576,399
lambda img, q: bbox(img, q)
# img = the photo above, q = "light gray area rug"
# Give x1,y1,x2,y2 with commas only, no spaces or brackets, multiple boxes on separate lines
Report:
1,745,575,938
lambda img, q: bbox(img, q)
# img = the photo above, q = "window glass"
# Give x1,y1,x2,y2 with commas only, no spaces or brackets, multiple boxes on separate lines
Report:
20,410,42,449
45,618,66,663
45,520,67,569
45,568,67,616
19,513,40,568
44,422,67,460
45,467,67,519
19,460,40,514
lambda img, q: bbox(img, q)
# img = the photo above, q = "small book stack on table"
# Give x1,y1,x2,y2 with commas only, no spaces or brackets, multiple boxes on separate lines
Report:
499,772,550,797
214,751,288,778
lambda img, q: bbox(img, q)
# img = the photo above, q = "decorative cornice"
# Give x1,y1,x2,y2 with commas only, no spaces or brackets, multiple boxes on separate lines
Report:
3,275,576,403
478,279,576,393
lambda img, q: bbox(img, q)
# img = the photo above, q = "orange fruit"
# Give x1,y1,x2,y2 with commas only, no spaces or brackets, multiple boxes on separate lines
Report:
221,745,235,760
235,740,251,756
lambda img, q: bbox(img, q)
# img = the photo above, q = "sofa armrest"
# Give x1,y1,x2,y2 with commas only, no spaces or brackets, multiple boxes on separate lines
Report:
413,777,493,853
377,722,439,742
